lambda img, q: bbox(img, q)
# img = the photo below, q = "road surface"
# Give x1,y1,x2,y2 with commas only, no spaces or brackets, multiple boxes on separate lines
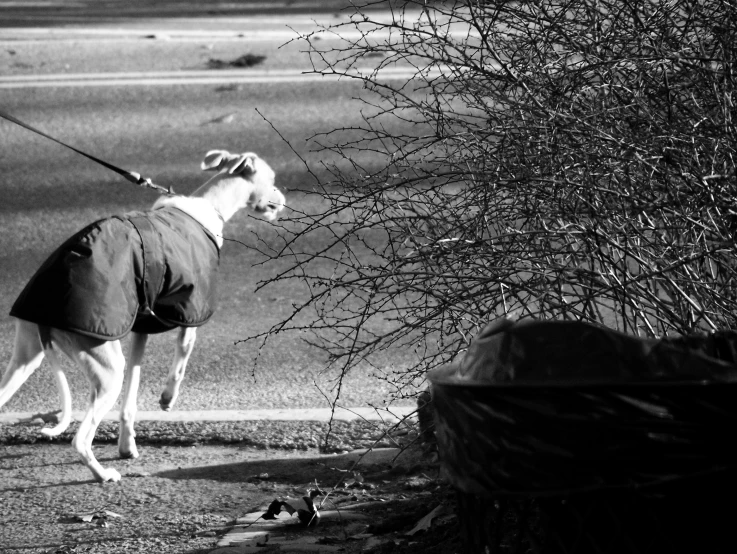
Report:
0,1,423,416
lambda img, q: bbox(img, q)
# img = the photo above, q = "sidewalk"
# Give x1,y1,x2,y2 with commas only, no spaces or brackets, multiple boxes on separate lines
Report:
0,406,417,424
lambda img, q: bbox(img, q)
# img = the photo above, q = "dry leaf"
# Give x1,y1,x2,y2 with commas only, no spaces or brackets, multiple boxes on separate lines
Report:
72,510,123,524
263,489,324,527
405,504,449,536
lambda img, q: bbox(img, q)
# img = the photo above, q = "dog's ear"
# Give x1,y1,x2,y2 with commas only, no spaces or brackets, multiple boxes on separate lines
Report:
228,154,257,175
201,150,232,171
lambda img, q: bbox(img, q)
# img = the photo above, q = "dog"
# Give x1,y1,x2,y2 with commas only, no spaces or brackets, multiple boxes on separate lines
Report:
0,150,285,482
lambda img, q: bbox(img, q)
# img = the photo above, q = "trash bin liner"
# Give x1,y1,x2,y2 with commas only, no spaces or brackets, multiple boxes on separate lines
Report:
429,318,737,553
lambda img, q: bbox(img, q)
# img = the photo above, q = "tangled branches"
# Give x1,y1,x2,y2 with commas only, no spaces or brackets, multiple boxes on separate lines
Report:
251,0,737,400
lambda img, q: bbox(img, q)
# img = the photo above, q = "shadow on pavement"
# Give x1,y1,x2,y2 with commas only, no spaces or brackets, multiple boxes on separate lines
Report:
155,447,400,484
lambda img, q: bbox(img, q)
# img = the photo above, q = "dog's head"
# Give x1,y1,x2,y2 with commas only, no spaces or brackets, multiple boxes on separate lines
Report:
201,150,285,221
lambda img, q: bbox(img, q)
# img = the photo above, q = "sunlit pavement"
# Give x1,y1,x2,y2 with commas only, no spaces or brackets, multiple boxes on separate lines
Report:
0,406,417,424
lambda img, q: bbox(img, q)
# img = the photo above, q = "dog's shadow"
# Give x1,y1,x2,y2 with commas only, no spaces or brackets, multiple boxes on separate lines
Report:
155,449,400,485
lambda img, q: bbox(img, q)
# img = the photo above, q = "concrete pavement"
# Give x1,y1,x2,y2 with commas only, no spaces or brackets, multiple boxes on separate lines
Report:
0,406,417,424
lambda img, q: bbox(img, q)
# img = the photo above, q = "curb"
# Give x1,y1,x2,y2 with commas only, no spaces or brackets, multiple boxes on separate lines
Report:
0,407,417,425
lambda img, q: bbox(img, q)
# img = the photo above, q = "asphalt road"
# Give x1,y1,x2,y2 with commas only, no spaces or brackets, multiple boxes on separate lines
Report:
0,2,422,415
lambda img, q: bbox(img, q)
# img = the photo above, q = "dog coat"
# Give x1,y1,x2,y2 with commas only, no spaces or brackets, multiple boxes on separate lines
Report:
10,207,220,340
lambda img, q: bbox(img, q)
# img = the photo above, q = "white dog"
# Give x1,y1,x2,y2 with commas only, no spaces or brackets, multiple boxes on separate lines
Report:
0,150,285,482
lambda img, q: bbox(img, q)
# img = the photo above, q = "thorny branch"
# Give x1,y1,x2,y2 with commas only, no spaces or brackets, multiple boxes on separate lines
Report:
245,0,737,404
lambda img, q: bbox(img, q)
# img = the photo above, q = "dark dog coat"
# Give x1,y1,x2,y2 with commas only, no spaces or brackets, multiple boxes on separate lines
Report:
10,207,220,340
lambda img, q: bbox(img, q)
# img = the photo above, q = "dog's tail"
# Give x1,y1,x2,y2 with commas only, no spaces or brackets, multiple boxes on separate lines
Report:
0,319,45,410
37,327,73,437
0,320,73,436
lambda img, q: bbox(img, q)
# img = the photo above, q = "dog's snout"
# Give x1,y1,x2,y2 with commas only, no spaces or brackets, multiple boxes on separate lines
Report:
262,209,279,221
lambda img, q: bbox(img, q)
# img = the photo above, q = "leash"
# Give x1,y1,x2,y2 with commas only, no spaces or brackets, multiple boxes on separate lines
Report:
0,108,173,195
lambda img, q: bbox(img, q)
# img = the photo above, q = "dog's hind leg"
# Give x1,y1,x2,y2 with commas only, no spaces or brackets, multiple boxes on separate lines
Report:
118,332,148,459
0,319,44,409
58,332,126,482
38,347,73,437
159,326,196,411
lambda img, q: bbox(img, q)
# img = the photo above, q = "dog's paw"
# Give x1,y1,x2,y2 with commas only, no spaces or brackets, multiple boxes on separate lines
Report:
159,394,174,411
119,444,139,460
98,468,122,483
40,426,64,438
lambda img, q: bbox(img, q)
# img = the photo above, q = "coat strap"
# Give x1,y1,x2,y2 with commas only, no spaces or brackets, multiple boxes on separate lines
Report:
126,214,166,319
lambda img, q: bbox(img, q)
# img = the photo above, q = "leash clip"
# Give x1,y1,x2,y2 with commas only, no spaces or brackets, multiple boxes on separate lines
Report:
129,171,174,195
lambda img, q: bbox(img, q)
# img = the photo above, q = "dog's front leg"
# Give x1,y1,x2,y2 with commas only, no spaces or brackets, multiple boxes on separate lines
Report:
160,327,197,411
118,332,148,459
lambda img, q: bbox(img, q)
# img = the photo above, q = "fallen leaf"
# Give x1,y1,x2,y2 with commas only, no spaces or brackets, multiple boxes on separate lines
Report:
205,113,236,125
207,54,266,69
405,504,449,536
215,84,240,92
71,509,123,525
262,499,283,520
405,475,434,490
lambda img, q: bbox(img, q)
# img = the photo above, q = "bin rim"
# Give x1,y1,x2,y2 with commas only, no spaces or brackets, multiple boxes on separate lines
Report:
428,363,737,389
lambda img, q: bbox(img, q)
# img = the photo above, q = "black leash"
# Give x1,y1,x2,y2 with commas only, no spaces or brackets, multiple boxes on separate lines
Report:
0,108,173,195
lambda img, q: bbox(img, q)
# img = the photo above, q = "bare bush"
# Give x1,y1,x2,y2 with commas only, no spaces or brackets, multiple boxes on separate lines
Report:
250,0,737,402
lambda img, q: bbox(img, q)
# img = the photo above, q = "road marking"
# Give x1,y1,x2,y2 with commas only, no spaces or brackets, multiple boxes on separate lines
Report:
0,66,443,88
0,27,317,42
0,28,427,44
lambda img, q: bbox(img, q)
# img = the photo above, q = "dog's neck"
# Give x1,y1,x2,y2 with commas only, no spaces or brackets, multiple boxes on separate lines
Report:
152,172,267,249
153,195,226,248
190,173,259,222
